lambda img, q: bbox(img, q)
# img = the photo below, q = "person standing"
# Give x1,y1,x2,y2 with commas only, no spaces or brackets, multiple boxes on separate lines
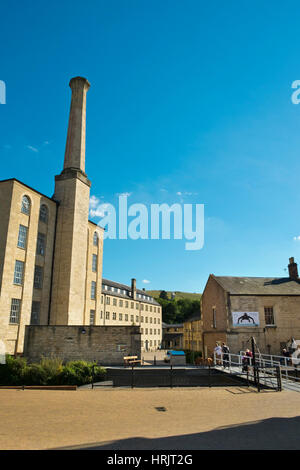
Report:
214,342,222,365
222,342,230,368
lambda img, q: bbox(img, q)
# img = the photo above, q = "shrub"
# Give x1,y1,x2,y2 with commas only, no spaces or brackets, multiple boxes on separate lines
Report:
0,355,27,385
0,356,106,386
184,350,202,364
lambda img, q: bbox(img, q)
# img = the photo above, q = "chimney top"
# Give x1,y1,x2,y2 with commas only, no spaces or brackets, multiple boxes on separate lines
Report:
63,76,90,174
288,257,299,281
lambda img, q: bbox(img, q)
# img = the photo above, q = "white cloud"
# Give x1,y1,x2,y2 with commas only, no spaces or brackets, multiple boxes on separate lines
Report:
176,191,182,196
89,195,101,209
142,279,151,284
2,144,12,150
26,145,39,153
293,236,300,241
89,195,107,218
90,208,106,218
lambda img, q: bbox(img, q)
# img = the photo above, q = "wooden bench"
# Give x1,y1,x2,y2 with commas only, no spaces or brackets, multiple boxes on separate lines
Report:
123,356,142,367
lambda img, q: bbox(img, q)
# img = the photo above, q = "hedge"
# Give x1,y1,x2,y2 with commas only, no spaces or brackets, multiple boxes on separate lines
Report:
0,356,106,386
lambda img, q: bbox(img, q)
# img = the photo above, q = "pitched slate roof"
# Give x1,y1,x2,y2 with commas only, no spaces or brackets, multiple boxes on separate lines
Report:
213,275,300,295
102,278,160,305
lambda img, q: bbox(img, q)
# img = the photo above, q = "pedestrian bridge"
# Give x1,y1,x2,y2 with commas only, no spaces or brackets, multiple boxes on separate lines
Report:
213,352,300,392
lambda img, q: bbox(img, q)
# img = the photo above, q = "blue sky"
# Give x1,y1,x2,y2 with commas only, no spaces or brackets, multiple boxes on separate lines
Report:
1,0,300,292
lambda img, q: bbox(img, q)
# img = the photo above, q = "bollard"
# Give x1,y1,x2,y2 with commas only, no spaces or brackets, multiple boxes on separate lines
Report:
208,365,211,388
170,364,173,389
131,364,134,389
92,364,95,389
256,366,261,393
276,365,282,392
154,355,156,366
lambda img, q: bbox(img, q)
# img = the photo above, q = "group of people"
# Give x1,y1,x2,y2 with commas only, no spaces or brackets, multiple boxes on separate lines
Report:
214,342,230,368
214,342,254,372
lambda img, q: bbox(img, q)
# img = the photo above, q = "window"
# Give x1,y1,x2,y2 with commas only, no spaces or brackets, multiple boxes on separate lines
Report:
136,303,139,309
100,311,103,318
31,301,40,325
106,311,110,320
154,318,156,324
125,301,128,308
93,232,99,246
145,328,148,334
119,300,123,307
131,315,134,322
92,254,97,272
150,329,152,335
131,302,134,308
264,307,275,325
34,265,43,289
36,233,46,256
13,261,24,285
150,317,152,323
145,317,148,323
91,281,96,300
141,328,144,334
101,296,103,304
154,307,156,313
154,329,156,335
17,225,28,249
150,306,152,312
141,304,144,311
90,310,96,325
113,298,117,306
21,196,30,215
145,305,148,311
158,319,160,324
125,314,128,321
106,297,110,305
119,313,123,321
141,316,144,322
158,329,160,335
10,299,21,324
113,312,116,320
39,205,48,223
212,307,217,328
136,315,139,322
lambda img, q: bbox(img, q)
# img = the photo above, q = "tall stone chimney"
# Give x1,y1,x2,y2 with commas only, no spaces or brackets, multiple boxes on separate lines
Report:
131,278,137,300
50,77,91,325
288,257,299,280
63,77,90,174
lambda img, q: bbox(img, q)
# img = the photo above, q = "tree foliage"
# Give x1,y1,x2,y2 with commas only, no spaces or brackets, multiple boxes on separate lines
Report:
156,296,200,324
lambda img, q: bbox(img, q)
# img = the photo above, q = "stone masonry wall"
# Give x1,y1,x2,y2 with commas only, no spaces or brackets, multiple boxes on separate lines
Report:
23,325,141,365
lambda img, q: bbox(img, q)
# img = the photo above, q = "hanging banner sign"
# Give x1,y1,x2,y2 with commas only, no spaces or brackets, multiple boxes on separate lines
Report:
232,311,260,327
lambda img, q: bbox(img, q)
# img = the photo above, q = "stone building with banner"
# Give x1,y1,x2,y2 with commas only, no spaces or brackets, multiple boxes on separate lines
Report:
201,257,300,357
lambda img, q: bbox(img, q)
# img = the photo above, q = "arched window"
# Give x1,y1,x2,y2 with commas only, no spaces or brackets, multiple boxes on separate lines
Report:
39,204,48,223
21,196,30,215
93,232,99,246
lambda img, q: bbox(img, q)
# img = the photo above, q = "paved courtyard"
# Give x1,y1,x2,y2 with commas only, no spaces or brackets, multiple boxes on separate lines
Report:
0,387,300,450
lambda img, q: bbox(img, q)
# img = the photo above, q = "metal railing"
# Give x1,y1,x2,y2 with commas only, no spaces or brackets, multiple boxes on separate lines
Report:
213,351,284,391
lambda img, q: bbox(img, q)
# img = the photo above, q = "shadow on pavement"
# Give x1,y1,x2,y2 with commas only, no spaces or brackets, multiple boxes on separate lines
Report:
55,415,300,450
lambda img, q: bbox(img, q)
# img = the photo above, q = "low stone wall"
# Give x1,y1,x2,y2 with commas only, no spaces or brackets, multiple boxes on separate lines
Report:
23,325,141,365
